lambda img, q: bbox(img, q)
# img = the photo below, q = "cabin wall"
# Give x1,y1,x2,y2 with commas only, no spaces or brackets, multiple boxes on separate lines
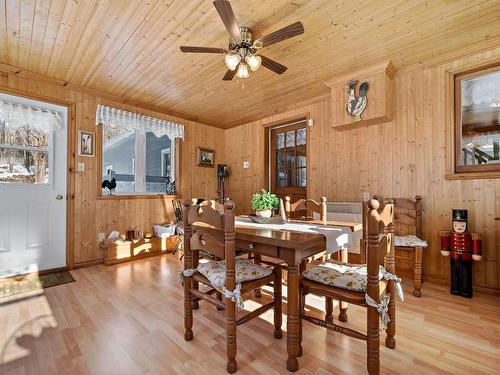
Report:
0,69,224,267
225,48,500,292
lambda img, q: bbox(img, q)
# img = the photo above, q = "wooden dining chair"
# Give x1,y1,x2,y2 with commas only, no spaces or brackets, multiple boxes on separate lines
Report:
253,196,327,291
181,199,283,374
385,196,425,297
300,199,399,374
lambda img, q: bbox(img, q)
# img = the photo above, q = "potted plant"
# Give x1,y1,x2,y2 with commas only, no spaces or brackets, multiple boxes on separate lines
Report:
251,189,279,218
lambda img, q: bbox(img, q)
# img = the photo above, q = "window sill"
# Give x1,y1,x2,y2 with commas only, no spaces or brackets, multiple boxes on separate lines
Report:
445,172,500,180
96,193,181,200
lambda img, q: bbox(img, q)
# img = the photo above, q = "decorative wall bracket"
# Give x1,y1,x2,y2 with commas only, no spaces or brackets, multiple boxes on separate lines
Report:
326,61,395,130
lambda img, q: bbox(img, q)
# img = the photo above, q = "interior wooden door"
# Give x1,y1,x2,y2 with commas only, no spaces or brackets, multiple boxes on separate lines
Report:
269,121,307,204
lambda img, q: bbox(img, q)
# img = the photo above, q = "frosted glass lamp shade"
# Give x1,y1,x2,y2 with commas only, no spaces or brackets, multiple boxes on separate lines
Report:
224,54,241,71
236,63,249,79
246,55,262,71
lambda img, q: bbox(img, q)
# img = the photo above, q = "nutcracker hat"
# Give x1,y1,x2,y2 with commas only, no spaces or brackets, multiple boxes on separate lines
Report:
452,209,467,221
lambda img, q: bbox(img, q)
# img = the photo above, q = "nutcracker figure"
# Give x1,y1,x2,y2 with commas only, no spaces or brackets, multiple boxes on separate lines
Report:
440,209,482,298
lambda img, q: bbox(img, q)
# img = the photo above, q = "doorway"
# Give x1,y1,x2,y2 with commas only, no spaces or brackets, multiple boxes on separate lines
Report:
267,117,308,203
0,92,68,277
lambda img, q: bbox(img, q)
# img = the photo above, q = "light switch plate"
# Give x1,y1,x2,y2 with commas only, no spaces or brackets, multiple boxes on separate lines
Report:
98,232,105,241
77,162,85,173
362,191,370,201
242,161,249,169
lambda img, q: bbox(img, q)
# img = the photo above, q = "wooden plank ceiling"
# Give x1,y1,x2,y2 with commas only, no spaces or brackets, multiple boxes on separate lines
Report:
1,0,500,128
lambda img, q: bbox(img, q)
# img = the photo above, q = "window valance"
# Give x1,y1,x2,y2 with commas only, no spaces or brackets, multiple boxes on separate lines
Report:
0,99,63,132
96,104,184,140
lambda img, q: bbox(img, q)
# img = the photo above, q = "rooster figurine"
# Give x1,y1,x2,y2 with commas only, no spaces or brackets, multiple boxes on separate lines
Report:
346,80,369,121
102,170,117,195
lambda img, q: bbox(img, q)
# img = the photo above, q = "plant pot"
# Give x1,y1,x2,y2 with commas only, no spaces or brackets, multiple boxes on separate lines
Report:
255,209,273,218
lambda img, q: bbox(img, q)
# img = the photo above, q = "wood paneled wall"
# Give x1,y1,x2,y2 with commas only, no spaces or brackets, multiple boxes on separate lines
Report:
0,69,224,267
225,48,500,292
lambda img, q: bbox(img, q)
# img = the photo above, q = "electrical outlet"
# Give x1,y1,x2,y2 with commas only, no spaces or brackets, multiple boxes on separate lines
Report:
242,161,249,169
362,191,370,201
98,232,105,241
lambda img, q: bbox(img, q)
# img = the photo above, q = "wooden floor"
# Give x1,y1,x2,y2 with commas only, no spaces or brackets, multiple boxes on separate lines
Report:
1,255,500,375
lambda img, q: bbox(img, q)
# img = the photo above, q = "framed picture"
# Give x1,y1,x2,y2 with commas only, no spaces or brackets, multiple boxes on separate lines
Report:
78,130,95,157
197,147,215,167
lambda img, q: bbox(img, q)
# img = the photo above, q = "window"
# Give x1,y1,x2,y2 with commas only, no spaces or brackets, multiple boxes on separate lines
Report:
0,97,62,185
102,127,176,194
455,64,500,174
97,104,183,195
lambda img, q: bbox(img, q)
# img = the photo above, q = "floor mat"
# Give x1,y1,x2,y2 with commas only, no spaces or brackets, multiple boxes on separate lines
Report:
0,271,75,299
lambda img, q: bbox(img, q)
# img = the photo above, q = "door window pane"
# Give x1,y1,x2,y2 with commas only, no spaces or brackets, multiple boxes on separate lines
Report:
0,123,50,184
0,148,48,184
276,133,285,150
297,168,307,187
277,170,287,187
296,128,306,145
286,150,295,169
458,68,500,168
286,131,295,147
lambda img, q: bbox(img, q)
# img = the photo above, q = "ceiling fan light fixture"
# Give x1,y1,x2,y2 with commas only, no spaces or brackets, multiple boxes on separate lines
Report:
236,63,249,79
246,54,262,71
224,53,241,71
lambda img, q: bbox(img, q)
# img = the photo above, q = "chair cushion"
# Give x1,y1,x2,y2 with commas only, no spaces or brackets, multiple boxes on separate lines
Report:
395,235,428,248
197,258,272,289
302,260,385,292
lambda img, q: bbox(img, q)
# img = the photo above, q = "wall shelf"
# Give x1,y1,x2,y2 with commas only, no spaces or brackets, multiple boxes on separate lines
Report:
326,61,395,130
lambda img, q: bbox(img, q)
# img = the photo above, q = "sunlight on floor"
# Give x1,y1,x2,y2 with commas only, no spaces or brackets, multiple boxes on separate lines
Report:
0,291,57,365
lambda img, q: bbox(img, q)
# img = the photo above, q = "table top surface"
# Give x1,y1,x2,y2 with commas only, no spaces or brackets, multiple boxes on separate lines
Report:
233,217,360,249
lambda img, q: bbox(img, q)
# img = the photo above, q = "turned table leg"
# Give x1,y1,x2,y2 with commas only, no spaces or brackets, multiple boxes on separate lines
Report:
287,264,300,372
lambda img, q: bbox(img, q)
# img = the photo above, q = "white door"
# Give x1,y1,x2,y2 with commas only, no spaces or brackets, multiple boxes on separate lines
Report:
0,93,67,277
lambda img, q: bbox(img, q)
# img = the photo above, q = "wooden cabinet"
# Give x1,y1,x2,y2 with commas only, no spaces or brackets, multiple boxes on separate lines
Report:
327,61,395,130
100,236,180,266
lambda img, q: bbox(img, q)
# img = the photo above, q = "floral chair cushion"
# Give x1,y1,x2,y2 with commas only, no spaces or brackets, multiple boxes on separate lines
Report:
394,235,428,248
197,258,272,289
303,260,386,292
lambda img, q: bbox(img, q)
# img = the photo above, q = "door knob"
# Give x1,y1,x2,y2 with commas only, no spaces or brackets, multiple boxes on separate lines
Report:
56,195,64,200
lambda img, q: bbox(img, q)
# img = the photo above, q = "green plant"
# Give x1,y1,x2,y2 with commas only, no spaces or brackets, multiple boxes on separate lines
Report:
251,189,279,210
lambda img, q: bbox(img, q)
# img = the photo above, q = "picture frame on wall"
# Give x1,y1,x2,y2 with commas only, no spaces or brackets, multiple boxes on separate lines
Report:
78,130,95,157
197,147,215,167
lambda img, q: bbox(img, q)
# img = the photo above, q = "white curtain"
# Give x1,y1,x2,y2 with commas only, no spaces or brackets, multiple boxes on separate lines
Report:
0,99,63,132
96,104,184,140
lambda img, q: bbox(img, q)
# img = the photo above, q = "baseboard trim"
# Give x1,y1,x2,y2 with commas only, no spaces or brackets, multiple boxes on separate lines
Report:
73,258,103,268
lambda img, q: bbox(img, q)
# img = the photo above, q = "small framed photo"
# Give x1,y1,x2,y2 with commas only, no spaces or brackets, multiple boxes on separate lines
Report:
78,130,95,157
197,147,215,167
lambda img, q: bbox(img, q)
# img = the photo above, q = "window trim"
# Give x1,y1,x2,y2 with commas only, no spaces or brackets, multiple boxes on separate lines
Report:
96,124,180,199
453,63,500,176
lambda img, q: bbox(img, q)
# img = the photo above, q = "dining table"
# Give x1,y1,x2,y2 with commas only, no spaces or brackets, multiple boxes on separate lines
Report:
234,216,362,372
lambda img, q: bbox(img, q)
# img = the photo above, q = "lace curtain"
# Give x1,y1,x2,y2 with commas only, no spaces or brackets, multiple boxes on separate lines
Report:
96,104,184,140
0,99,63,131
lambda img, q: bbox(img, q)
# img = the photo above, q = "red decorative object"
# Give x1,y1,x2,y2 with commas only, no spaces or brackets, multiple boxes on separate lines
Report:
440,209,482,298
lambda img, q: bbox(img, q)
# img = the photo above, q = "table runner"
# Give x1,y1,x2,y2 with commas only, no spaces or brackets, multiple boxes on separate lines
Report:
235,216,355,253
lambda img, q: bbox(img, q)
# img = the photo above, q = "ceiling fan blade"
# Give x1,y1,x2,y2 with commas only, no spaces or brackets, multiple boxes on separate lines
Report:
180,46,227,53
258,21,304,47
260,55,287,75
223,69,237,81
213,0,241,42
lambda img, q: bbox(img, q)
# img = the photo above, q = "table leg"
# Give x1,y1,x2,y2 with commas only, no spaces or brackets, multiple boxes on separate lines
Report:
287,264,300,372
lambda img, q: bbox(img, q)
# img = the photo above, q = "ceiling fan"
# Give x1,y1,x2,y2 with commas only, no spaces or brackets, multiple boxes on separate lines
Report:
180,0,304,80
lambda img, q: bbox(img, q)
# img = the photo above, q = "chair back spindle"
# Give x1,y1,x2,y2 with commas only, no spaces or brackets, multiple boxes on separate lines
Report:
285,196,327,221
